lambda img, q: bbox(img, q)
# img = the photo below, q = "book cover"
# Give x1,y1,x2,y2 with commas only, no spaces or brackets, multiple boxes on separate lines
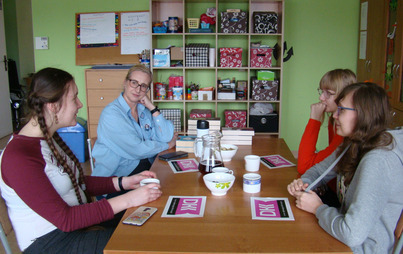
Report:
221,135,253,141
176,135,196,146
188,118,221,126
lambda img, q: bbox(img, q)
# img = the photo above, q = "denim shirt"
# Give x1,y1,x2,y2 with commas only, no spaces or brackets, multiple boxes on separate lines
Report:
91,93,174,177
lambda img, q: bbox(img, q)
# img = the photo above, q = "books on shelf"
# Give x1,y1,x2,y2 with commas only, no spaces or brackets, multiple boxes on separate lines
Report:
221,127,255,136
221,127,254,145
187,118,221,126
176,135,196,153
187,130,220,135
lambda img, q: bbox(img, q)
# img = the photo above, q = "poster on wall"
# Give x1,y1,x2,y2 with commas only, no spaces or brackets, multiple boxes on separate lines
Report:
77,12,118,48
121,12,151,55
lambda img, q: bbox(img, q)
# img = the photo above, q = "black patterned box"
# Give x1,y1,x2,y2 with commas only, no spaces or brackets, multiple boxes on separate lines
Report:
160,108,182,132
250,78,279,101
253,12,278,34
249,113,279,132
220,11,248,33
185,43,209,67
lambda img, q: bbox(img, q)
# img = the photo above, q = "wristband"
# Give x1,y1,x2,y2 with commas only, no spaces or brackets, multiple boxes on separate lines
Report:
150,106,160,114
118,176,125,191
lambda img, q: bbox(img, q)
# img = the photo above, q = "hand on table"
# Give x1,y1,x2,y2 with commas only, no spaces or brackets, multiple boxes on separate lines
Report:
287,178,308,196
124,184,162,208
293,190,323,214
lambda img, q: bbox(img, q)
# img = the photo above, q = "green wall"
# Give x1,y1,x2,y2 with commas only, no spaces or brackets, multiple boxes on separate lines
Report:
31,0,359,152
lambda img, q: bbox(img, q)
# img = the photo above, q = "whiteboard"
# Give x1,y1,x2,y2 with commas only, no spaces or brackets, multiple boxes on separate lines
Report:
121,12,151,55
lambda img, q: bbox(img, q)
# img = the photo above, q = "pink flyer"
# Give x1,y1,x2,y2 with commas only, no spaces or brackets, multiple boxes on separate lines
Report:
250,197,294,221
168,158,199,173
260,154,296,169
162,196,206,218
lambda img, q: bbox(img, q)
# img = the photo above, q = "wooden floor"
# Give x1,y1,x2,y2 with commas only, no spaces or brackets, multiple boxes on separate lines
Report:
0,133,92,175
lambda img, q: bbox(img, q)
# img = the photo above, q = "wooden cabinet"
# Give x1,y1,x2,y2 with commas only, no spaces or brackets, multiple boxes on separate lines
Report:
357,0,388,86
85,69,127,140
150,0,284,135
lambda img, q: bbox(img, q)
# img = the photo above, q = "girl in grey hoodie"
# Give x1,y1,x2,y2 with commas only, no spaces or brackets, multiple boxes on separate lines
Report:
288,82,403,254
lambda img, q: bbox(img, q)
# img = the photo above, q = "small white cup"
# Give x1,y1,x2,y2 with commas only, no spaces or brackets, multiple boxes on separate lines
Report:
140,178,160,189
212,167,234,175
244,155,260,172
243,173,261,193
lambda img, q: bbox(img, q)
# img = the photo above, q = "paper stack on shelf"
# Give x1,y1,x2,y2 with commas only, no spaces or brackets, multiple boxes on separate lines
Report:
187,118,221,135
176,135,197,153
221,127,255,145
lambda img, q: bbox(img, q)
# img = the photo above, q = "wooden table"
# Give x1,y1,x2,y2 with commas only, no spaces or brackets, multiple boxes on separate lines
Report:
104,136,352,253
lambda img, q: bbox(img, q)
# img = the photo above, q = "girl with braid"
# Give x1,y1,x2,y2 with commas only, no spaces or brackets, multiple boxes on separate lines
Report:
0,67,162,253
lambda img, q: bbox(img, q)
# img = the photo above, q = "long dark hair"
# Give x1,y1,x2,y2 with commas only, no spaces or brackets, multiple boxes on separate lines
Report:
335,82,393,185
27,67,88,204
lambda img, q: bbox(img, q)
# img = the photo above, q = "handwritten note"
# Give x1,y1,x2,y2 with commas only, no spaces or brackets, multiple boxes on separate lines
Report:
121,12,151,54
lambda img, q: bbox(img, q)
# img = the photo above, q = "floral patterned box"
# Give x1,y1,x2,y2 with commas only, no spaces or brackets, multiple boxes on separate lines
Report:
251,78,279,101
224,110,247,128
250,47,272,68
220,48,243,68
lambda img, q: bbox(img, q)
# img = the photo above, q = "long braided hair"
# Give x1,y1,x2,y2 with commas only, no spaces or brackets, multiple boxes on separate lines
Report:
27,67,89,204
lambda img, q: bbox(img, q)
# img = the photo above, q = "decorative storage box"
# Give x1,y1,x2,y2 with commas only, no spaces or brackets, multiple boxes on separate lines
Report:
185,43,209,67
253,12,278,34
160,108,182,132
251,78,279,101
224,110,247,128
220,48,243,67
189,109,212,118
220,11,248,33
249,113,279,132
250,47,272,68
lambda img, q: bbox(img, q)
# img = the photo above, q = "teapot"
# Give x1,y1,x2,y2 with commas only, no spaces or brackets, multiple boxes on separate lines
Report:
194,131,224,174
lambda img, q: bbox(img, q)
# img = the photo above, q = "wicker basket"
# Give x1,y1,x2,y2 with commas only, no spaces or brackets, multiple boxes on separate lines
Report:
187,18,200,29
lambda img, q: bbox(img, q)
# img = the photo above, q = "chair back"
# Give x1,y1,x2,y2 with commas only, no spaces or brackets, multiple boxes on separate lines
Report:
394,209,403,254
0,191,13,254
87,137,97,173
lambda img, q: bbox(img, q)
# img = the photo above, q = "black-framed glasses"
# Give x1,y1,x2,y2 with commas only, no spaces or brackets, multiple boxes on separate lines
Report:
317,88,336,99
337,106,356,115
128,79,150,92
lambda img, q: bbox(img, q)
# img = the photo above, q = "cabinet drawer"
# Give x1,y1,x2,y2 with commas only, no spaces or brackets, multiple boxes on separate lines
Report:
87,89,121,107
85,69,127,89
87,107,104,125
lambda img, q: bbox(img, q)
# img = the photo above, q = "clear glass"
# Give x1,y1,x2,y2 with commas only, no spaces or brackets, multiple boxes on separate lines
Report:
195,131,224,174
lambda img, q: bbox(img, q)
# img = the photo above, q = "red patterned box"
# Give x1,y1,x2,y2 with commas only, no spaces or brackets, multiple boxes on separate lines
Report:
224,110,247,128
220,48,243,67
250,47,272,68
189,109,212,118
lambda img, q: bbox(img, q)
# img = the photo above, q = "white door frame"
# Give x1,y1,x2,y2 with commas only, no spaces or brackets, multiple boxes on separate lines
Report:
0,0,13,138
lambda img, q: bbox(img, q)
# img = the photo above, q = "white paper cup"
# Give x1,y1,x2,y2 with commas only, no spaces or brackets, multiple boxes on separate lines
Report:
212,167,233,174
243,173,261,193
140,178,160,188
244,155,260,172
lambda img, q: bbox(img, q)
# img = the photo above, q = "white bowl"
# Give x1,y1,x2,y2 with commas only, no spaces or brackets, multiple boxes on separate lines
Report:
220,144,238,162
203,172,235,196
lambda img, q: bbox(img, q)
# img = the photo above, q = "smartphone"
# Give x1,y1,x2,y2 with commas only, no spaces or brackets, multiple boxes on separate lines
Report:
159,151,188,161
122,206,158,226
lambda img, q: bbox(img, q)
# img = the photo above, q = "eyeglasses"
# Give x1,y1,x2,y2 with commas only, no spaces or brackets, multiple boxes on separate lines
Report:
317,88,336,99
337,106,356,115
128,79,150,92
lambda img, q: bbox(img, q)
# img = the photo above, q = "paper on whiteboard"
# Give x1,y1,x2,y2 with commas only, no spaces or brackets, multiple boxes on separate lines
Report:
80,13,116,45
121,12,151,55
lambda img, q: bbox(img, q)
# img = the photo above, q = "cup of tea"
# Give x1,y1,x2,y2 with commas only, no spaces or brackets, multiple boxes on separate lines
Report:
140,178,160,189
212,167,233,174
244,155,260,172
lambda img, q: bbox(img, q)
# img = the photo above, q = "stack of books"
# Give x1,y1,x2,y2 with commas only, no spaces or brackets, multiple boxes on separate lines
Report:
176,135,197,153
221,127,255,145
187,118,221,135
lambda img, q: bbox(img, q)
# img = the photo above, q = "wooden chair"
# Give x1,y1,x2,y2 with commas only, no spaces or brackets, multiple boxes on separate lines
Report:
0,191,20,254
87,137,97,174
394,210,403,254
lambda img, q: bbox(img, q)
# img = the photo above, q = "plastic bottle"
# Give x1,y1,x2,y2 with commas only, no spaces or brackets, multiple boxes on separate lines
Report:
195,120,209,158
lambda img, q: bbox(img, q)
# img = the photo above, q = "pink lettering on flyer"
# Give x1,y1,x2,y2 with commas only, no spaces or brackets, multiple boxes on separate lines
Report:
177,160,198,171
254,200,281,218
175,198,202,215
263,155,292,167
